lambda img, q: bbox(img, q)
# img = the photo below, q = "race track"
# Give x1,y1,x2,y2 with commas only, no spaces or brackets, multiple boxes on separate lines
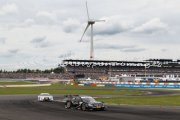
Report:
0,94,180,120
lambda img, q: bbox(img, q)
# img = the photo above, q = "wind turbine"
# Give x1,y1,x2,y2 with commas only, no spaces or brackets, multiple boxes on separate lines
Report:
80,1,105,60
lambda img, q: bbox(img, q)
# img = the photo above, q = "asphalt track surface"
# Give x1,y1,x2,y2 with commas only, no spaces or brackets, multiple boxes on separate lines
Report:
0,89,180,120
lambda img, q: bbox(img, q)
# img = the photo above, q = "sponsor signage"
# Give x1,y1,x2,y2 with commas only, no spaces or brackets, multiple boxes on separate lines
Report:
115,84,180,88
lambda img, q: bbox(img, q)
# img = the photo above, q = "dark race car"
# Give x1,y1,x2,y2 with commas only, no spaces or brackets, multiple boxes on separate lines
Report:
63,95,106,111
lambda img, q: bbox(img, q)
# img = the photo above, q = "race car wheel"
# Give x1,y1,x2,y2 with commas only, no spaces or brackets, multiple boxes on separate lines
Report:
81,103,86,111
65,101,72,109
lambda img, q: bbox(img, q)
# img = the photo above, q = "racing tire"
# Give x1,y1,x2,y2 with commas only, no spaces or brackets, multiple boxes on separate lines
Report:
81,103,87,111
65,101,72,109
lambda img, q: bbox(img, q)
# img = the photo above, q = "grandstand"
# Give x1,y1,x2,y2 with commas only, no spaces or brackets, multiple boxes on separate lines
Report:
0,73,74,80
0,59,179,81
61,59,180,80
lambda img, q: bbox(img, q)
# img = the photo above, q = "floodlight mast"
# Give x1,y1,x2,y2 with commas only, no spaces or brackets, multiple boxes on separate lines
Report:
80,1,105,60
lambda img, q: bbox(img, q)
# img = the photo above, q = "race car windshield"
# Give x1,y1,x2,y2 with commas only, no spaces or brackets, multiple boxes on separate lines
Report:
41,94,50,96
82,97,96,103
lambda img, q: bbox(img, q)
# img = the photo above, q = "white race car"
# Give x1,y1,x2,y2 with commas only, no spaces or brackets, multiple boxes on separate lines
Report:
38,93,54,102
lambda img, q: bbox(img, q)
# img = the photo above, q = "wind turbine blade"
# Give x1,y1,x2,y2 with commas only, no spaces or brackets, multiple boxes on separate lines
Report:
86,1,90,20
94,19,106,22
80,24,90,42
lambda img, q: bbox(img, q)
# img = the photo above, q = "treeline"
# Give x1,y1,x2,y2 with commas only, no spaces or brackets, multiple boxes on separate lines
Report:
0,67,65,74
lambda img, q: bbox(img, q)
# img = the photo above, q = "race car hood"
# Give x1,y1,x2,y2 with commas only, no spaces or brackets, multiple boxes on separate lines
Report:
89,101,102,104
38,95,53,98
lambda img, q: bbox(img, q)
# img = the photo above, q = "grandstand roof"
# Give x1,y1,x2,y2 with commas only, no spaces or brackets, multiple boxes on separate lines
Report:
63,59,148,63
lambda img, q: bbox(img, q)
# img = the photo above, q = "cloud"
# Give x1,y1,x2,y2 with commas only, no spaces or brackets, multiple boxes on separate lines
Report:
9,18,36,28
35,11,58,25
0,49,20,58
62,18,81,33
36,11,56,18
121,48,146,52
5,18,36,29
31,36,51,48
94,16,133,35
95,43,146,53
95,43,134,50
161,49,168,52
8,49,19,54
38,42,52,48
0,54,13,58
86,17,168,36
31,36,46,43
58,51,74,59
22,18,35,26
95,23,123,35
131,18,168,34
0,37,6,44
0,3,18,15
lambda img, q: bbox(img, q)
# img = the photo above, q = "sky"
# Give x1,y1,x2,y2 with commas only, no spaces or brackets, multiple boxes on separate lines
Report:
0,0,180,70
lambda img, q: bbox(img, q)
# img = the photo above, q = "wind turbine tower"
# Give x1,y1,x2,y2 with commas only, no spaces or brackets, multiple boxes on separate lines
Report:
80,1,105,60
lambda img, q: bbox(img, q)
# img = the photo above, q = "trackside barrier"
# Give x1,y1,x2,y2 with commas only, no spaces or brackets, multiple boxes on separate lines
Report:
84,84,91,86
78,84,105,87
79,81,180,88
78,84,85,86
91,83,97,87
115,84,180,88
105,84,114,87
96,84,105,87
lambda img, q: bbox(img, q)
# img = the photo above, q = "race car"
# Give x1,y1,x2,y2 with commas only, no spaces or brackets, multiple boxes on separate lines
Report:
38,93,54,102
64,95,106,111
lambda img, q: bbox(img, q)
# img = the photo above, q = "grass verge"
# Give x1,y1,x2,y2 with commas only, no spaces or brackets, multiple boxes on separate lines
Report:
96,95,180,106
0,83,145,95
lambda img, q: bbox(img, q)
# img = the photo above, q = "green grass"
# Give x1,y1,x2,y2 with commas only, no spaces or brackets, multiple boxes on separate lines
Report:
0,81,36,85
0,83,145,95
96,95,180,106
1,82,180,106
